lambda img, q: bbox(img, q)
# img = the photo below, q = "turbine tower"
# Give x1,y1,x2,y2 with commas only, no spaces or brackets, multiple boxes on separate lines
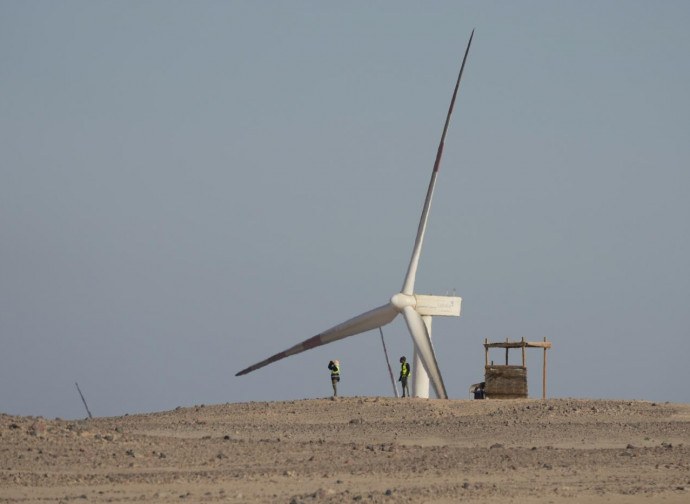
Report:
237,31,474,399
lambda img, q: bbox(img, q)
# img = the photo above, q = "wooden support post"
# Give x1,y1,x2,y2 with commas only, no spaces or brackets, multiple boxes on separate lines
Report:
505,338,509,365
542,337,548,399
521,337,526,367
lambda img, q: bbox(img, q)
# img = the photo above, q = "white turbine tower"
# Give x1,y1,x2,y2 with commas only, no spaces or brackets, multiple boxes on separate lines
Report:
237,31,474,399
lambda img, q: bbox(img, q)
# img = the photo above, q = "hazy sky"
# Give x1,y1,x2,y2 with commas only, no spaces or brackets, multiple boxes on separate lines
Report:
2,1,688,419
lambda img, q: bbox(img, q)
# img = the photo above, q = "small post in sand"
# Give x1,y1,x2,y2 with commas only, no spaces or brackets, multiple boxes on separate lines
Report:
75,382,93,419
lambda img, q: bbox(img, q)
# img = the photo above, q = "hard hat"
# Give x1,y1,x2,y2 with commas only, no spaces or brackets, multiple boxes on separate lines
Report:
333,360,339,365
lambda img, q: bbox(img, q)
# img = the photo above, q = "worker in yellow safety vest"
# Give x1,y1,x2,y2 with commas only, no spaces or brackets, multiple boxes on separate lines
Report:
328,360,340,397
399,356,410,397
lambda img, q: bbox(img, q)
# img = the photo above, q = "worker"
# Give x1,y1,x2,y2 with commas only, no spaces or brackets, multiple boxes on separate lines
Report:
328,360,340,397
398,356,410,397
473,382,486,399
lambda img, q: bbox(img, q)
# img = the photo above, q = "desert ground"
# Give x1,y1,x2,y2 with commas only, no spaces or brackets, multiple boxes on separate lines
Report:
1,397,689,503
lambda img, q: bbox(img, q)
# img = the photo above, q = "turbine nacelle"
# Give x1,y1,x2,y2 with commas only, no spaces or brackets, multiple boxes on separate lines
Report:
415,294,462,317
390,293,462,317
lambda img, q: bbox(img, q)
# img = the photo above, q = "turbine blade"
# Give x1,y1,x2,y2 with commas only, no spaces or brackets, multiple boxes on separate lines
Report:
401,306,448,399
236,303,398,376
401,29,474,295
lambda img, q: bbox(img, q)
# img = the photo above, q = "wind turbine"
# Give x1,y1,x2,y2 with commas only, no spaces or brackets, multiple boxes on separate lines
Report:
236,30,474,399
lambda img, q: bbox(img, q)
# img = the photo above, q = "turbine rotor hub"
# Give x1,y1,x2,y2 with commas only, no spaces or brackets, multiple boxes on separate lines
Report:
390,293,416,312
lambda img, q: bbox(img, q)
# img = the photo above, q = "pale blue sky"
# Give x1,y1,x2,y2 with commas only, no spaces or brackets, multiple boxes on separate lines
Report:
2,1,688,419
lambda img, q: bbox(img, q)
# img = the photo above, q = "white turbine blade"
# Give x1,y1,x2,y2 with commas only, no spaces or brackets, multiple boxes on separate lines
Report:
401,170,439,296
236,303,398,376
401,306,448,399
401,29,474,295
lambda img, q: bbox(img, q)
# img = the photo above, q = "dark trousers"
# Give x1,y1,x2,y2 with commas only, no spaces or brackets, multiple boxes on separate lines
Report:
401,377,409,397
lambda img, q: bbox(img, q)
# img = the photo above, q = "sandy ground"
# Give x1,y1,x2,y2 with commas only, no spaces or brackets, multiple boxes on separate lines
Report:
1,397,689,503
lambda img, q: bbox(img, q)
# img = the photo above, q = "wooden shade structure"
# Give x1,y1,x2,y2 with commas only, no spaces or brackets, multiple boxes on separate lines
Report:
483,337,552,399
